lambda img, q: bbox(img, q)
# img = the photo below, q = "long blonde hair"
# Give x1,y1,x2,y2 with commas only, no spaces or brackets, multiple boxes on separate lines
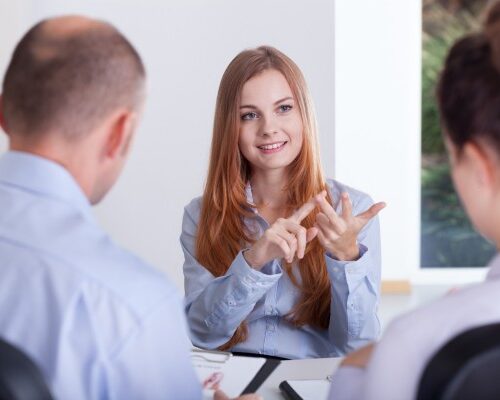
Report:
196,46,333,350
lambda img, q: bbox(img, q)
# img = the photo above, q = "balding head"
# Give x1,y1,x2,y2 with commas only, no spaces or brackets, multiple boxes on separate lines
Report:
1,15,145,139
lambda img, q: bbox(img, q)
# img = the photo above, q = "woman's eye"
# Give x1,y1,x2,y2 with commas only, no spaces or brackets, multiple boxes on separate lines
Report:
279,104,292,113
241,112,258,120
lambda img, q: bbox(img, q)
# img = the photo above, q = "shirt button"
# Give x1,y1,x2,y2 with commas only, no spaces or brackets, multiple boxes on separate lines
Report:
268,325,275,332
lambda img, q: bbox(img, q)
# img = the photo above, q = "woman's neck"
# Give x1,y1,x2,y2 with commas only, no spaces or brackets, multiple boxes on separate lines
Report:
250,168,288,211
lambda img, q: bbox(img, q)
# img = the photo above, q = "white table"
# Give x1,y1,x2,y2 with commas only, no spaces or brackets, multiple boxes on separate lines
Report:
257,357,341,400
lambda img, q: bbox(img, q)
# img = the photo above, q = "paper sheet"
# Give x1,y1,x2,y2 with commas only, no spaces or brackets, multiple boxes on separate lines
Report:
191,350,266,399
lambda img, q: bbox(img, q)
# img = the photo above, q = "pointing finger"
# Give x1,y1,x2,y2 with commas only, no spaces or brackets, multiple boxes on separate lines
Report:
290,199,316,223
356,202,386,223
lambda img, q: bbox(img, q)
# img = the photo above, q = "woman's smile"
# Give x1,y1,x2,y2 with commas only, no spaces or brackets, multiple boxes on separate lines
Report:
257,140,288,154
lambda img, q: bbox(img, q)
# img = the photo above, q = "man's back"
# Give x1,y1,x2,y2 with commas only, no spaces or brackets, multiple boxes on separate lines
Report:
0,151,200,399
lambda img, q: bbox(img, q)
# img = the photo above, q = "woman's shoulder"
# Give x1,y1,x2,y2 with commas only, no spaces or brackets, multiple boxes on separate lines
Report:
325,178,374,208
183,196,203,225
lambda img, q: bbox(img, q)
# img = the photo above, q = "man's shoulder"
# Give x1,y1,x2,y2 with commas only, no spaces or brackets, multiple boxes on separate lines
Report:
74,234,178,318
0,191,177,318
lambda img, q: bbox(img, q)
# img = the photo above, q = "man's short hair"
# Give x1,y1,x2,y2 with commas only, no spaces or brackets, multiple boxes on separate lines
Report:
1,18,146,139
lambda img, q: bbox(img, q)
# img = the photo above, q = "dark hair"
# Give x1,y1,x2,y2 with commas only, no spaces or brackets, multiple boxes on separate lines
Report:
1,18,145,139
437,1,500,154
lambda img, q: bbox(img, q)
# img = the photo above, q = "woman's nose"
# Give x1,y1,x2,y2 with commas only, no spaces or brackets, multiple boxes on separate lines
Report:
260,116,279,136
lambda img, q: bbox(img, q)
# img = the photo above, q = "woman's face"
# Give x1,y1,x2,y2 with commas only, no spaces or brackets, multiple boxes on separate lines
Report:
238,69,303,175
445,136,496,240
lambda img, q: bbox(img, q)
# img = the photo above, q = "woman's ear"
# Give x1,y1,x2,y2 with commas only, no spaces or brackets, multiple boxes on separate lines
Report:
462,141,496,189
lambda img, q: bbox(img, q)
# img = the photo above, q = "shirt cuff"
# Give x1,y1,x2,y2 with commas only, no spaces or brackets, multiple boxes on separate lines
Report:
203,251,281,329
326,244,369,287
227,250,282,288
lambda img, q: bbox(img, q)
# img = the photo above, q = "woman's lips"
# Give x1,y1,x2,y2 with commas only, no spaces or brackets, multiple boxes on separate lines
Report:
257,141,287,154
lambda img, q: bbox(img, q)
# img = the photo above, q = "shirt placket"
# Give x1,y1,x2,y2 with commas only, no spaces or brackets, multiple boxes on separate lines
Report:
262,288,279,356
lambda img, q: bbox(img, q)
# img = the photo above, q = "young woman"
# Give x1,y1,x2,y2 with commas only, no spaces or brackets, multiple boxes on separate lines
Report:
181,46,385,359
330,3,500,399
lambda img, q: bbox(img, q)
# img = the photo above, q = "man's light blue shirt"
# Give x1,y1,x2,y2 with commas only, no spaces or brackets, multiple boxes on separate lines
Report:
0,151,201,400
181,179,381,359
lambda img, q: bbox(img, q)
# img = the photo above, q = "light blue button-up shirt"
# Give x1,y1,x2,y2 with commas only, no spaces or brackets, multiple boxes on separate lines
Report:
0,151,201,400
181,179,381,359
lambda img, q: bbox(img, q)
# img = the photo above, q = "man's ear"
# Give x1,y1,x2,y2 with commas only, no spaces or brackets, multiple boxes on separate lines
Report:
104,111,137,159
462,141,496,188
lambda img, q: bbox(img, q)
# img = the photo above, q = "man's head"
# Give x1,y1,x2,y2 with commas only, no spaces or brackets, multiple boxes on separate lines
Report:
0,16,146,204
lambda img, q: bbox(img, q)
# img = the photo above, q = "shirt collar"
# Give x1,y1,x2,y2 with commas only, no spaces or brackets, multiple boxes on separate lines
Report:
245,181,258,214
0,151,92,214
486,253,500,281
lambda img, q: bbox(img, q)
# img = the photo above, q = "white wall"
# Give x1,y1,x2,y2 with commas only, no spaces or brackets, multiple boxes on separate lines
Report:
334,1,422,281
0,0,335,290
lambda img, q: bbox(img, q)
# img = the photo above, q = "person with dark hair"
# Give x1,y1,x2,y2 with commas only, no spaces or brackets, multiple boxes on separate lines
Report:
328,2,500,399
0,16,258,400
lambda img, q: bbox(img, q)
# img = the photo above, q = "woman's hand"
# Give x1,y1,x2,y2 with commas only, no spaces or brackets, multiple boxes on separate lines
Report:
243,200,318,269
314,191,386,261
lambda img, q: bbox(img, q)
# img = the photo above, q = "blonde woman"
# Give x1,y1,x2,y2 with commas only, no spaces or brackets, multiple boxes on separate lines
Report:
181,46,385,359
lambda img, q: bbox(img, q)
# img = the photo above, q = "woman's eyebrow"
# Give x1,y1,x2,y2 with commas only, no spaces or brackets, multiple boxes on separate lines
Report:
273,96,293,105
240,96,294,109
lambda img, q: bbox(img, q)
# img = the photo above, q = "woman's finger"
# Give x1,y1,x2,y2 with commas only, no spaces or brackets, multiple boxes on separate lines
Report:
274,221,296,243
355,202,386,224
290,198,316,223
316,212,346,236
315,224,328,246
341,192,353,219
274,225,297,262
280,219,307,259
287,235,297,263
315,215,339,242
306,227,318,242
269,230,293,261
315,193,341,225
294,225,307,260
